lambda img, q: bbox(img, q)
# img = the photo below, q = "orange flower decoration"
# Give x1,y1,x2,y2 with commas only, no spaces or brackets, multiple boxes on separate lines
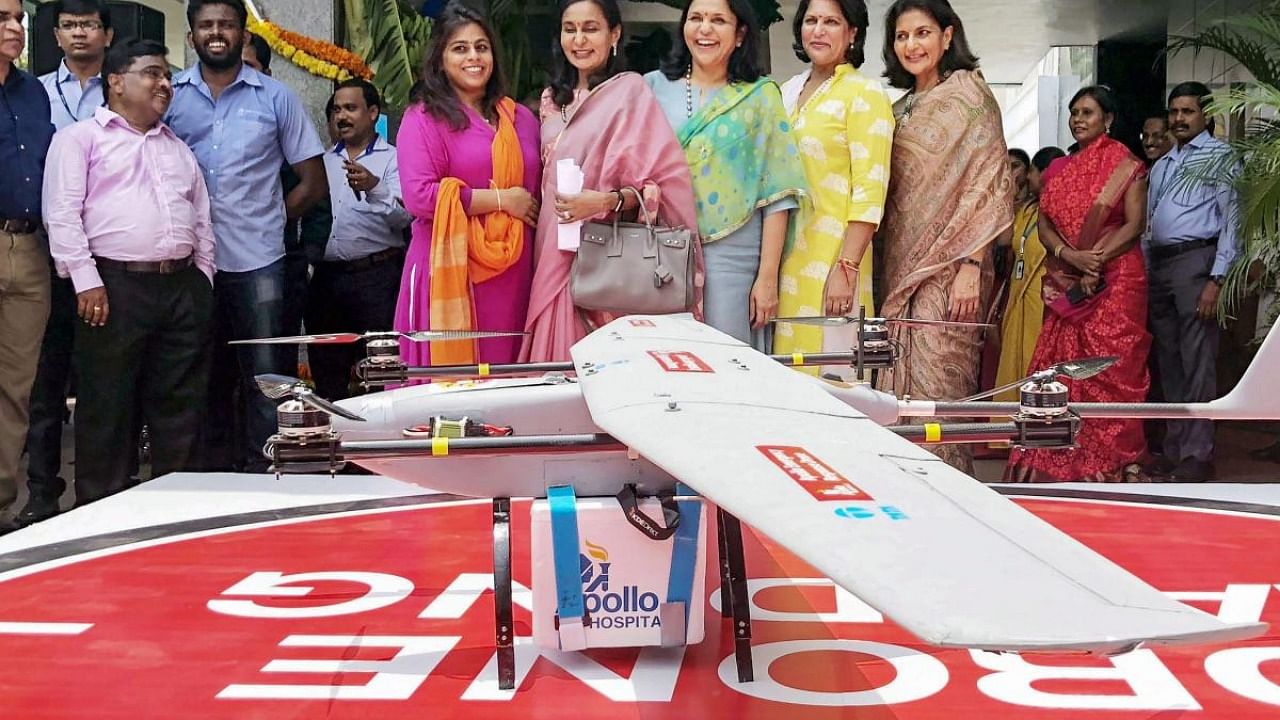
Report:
272,22,373,79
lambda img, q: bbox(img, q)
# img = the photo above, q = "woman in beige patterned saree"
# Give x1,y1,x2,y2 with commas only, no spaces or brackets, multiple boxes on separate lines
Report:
874,0,1014,472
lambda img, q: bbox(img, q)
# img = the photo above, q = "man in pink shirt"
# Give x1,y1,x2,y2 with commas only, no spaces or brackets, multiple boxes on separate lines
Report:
44,38,216,505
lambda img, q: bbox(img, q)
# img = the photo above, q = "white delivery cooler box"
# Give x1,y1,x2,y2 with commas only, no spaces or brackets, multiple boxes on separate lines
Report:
530,493,707,649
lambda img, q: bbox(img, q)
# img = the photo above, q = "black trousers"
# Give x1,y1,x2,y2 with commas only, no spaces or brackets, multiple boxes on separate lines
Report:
304,252,403,400
23,272,76,503
74,265,213,505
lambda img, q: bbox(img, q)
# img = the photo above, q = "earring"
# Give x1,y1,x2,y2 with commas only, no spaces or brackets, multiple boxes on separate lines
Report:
611,44,618,57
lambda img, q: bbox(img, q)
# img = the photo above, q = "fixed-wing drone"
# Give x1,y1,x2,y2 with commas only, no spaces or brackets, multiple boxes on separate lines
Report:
245,313,1279,690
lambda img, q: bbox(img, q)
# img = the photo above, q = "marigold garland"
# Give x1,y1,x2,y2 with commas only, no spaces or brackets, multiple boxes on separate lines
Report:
247,16,373,82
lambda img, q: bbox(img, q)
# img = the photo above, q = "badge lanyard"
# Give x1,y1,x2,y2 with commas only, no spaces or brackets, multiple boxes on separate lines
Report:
55,78,81,123
1013,206,1038,280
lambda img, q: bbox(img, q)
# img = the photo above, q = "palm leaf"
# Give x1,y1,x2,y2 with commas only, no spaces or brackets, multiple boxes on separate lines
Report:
343,0,432,111
1167,2,1280,87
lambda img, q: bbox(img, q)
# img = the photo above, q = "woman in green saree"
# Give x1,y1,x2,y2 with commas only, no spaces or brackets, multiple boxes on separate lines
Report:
644,0,807,350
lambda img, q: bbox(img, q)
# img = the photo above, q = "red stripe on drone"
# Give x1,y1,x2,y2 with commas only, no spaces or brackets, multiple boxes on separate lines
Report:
756,445,873,501
647,350,714,373
629,319,657,327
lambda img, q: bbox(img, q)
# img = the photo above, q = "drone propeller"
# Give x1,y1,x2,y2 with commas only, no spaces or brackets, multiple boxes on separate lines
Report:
252,374,367,422
773,315,995,329
956,356,1120,403
231,329,528,345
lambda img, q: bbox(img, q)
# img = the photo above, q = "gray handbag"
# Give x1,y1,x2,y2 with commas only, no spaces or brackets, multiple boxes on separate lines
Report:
570,190,696,315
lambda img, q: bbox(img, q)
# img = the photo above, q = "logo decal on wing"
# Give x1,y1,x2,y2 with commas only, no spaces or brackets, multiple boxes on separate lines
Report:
628,319,657,327
756,445,872,502
834,505,909,520
647,350,714,373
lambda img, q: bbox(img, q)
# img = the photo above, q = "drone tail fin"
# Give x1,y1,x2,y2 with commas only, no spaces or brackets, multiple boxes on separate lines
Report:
1204,320,1280,420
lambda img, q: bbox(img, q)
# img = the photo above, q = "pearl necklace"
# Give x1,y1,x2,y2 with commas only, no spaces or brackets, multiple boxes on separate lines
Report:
560,88,582,123
685,66,694,118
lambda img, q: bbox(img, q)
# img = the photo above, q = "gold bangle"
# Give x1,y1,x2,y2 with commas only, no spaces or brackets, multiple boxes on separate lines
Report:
1054,244,1065,259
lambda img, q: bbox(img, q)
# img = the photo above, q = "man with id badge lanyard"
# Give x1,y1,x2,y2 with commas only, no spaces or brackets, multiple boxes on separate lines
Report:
17,0,112,527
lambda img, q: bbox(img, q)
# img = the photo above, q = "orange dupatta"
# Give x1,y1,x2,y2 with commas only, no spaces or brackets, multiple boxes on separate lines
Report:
429,98,526,363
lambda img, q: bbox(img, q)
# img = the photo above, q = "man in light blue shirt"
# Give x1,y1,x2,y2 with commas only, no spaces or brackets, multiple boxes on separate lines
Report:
307,79,410,401
38,0,109,131
21,0,111,527
165,0,327,472
1144,81,1241,481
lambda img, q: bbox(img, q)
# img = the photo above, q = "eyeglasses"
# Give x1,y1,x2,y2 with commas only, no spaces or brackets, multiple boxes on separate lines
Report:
123,68,173,82
58,20,105,32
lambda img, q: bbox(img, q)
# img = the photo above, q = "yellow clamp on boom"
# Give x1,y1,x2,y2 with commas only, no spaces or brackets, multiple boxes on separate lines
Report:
431,436,450,456
791,352,805,367
924,423,942,443
478,363,491,377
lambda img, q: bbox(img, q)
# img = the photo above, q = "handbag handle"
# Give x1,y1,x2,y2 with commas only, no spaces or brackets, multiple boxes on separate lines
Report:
613,186,655,233
612,185,675,290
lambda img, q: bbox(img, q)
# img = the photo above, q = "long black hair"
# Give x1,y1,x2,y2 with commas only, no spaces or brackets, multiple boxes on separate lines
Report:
547,0,626,109
791,0,869,68
881,0,979,90
411,2,507,131
659,0,762,83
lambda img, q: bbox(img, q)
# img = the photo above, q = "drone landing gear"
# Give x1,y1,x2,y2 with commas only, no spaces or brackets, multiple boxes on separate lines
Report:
717,508,754,682
492,497,517,690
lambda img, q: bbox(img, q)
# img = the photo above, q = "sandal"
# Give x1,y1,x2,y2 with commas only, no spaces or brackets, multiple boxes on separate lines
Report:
1122,463,1152,483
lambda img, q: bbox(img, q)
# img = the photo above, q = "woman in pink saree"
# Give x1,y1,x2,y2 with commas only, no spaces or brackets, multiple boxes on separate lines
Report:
521,0,699,362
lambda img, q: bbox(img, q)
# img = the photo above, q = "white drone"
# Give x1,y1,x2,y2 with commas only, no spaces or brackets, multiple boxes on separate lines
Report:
243,314,1279,689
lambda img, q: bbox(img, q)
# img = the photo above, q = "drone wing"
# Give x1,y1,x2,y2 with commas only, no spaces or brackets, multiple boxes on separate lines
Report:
571,315,1266,653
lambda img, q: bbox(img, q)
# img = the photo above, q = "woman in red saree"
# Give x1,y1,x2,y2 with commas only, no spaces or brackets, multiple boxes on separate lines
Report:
1006,86,1151,483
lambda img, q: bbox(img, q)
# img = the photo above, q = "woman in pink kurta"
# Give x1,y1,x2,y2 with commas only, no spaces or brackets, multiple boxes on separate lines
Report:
394,6,542,365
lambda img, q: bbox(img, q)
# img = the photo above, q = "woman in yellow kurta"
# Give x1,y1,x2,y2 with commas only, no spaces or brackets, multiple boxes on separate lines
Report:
993,146,1064,399
776,0,893,361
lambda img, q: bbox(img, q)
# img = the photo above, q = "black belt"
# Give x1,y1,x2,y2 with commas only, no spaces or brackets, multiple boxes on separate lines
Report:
1149,237,1217,262
318,247,403,272
95,255,194,274
0,218,39,234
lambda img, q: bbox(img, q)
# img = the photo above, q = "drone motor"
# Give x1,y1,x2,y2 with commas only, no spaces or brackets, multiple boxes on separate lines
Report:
1018,378,1070,418
365,336,402,366
860,318,892,351
276,399,333,438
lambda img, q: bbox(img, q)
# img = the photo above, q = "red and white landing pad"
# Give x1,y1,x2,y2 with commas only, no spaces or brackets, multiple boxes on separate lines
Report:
1,476,1279,718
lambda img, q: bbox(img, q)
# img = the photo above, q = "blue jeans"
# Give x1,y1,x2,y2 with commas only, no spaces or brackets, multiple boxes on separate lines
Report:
201,258,294,472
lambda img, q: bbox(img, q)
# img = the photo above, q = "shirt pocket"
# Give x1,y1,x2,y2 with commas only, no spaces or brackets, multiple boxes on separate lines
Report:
232,108,276,164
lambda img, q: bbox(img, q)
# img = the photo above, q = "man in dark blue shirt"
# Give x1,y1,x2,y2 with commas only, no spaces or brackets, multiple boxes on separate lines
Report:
0,0,55,535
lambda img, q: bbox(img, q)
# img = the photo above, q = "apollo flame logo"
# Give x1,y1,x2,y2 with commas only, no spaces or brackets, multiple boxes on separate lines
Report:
580,539,610,592
579,539,662,625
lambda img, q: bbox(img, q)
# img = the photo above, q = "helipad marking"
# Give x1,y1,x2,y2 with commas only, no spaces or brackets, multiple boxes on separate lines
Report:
0,621,93,635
